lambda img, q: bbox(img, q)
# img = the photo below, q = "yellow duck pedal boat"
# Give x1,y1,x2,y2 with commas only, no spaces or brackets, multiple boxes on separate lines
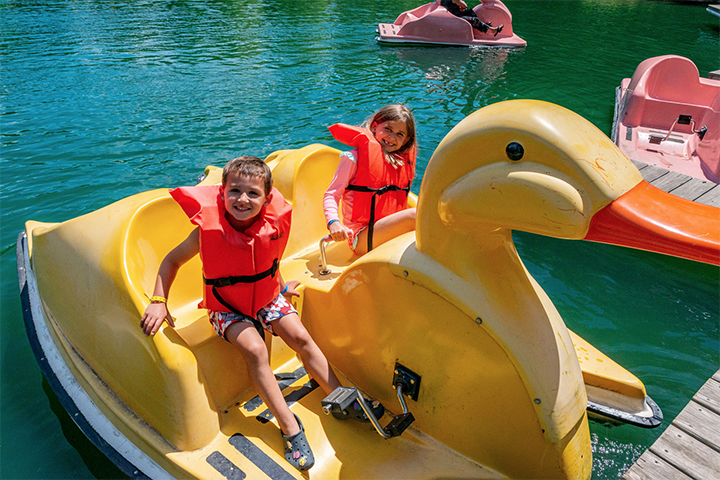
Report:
22,100,705,480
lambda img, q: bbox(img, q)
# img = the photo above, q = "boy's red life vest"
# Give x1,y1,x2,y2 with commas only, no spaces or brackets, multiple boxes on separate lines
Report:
170,184,292,321
328,123,415,251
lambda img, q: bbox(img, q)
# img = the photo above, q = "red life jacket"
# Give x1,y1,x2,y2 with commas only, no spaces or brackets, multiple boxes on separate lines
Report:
170,184,292,319
328,123,415,251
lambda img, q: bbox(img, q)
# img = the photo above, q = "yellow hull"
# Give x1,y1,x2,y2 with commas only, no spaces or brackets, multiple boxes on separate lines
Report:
18,102,664,479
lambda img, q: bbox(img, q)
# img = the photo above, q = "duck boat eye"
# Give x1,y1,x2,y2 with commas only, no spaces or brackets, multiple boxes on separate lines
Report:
506,142,524,161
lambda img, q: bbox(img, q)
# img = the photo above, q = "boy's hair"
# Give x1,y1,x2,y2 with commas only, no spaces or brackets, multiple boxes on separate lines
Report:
364,104,417,155
222,156,273,195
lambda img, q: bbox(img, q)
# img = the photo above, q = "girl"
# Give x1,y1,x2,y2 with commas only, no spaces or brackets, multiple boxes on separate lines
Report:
324,104,418,255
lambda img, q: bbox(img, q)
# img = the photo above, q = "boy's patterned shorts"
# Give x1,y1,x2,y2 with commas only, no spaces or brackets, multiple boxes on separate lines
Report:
208,293,298,341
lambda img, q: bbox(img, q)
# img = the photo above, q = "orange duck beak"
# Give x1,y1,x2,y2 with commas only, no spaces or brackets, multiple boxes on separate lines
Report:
585,181,720,266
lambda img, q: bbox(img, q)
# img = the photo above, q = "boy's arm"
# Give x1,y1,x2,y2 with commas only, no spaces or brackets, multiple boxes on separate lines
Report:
140,228,200,336
278,272,301,298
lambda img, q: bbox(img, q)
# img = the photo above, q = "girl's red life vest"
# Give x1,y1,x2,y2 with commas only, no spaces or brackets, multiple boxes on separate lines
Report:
328,123,415,250
170,184,292,319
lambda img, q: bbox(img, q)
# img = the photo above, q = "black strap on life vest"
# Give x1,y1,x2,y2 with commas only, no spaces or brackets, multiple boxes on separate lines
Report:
203,258,280,341
345,184,410,253
203,258,279,288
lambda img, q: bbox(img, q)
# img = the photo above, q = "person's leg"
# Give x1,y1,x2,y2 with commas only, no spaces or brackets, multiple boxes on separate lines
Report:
353,207,416,256
271,309,385,422
225,321,300,436
456,9,503,35
272,312,342,396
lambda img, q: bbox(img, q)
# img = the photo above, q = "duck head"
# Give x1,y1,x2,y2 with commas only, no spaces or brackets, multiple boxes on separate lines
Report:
417,99,718,273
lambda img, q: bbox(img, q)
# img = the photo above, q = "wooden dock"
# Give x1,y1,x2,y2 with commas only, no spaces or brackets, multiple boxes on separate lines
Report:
631,160,719,208
622,369,720,480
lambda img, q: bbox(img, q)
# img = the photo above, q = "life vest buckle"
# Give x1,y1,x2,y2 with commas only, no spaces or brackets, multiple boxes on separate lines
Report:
214,278,234,288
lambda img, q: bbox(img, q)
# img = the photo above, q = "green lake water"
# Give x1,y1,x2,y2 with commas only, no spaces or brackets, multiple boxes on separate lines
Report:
1,1,718,478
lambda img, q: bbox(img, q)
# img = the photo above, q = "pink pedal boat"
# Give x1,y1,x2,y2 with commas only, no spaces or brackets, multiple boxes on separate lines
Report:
377,0,526,48
612,55,720,184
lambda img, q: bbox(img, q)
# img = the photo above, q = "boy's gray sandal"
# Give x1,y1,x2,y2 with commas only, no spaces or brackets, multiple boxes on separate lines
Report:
282,414,314,472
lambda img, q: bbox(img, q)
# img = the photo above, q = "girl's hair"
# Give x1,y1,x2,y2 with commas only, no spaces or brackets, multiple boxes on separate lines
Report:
222,156,273,195
363,104,417,167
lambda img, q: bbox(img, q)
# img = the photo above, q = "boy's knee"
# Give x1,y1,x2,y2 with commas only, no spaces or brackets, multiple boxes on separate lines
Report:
238,337,269,364
289,330,313,351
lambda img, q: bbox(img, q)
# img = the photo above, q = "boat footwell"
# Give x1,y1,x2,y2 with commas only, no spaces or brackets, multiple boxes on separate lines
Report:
17,228,505,479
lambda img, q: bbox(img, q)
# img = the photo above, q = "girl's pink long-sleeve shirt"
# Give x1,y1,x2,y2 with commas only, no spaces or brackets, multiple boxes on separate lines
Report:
323,150,367,234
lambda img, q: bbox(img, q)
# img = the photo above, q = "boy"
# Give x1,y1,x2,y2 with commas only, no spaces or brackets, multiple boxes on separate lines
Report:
141,157,359,472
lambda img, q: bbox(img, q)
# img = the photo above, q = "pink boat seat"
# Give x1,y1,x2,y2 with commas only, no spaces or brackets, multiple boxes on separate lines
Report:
394,2,439,26
621,55,720,183
473,1,515,37
622,56,720,134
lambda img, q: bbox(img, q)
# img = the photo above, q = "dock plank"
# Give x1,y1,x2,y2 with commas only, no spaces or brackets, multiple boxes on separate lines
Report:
632,161,720,207
622,449,694,480
630,159,647,171
652,171,692,192
694,188,720,208
640,164,671,183
622,370,720,480
694,378,720,416
673,400,720,448
669,178,718,203
649,424,720,480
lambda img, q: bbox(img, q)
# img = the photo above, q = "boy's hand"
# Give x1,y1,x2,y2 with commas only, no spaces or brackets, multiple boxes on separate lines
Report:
283,280,302,298
329,221,352,242
141,303,175,336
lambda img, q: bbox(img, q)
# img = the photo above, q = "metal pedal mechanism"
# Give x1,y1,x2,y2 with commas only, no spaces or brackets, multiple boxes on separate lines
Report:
649,114,708,144
321,363,420,439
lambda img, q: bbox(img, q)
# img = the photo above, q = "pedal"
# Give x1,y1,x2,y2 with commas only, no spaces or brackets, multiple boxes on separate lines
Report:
321,386,359,416
383,412,415,437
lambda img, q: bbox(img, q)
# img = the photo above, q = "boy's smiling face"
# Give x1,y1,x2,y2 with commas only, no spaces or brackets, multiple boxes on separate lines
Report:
221,171,269,230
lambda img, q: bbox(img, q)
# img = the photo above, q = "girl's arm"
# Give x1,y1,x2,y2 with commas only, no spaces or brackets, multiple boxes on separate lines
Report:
140,228,200,336
323,151,357,241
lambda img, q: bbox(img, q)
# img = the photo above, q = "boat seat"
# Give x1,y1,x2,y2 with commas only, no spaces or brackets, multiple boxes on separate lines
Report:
623,56,720,131
267,144,343,258
124,193,263,410
395,2,438,26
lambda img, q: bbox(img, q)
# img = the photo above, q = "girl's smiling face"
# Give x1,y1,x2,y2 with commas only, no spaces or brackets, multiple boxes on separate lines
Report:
221,172,269,230
371,119,409,154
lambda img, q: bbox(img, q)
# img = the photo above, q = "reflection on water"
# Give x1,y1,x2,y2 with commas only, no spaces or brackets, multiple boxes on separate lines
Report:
392,46,515,118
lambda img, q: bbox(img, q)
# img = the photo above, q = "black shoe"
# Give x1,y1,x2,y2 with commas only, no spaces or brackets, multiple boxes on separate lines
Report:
494,24,504,37
282,415,315,472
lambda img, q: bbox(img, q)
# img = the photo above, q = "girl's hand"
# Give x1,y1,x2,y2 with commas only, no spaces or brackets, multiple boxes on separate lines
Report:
329,221,352,242
283,280,302,298
141,302,175,336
